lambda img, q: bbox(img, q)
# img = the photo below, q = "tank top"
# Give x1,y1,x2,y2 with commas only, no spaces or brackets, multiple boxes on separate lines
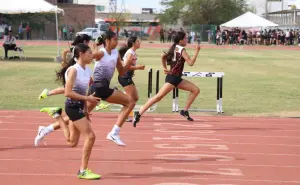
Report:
169,45,186,76
93,48,119,87
65,63,92,107
121,48,137,78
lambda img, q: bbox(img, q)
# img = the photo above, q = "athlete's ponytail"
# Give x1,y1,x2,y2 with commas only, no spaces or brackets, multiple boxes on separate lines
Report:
71,34,90,46
164,31,186,65
95,35,105,46
56,43,90,85
71,35,82,46
119,36,138,60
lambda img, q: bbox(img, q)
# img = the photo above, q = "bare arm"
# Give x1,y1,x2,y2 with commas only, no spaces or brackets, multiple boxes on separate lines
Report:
161,53,170,74
161,53,167,70
123,52,145,70
116,55,128,76
93,50,104,61
181,45,201,66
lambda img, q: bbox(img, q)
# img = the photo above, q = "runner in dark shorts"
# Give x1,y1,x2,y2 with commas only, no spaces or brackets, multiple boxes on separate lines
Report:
133,31,201,127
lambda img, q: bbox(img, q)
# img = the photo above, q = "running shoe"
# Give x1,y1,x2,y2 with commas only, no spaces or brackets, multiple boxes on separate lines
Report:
77,169,101,180
95,102,110,111
133,111,141,127
40,107,62,118
38,89,49,100
180,110,194,121
106,132,126,146
126,117,132,122
34,126,46,146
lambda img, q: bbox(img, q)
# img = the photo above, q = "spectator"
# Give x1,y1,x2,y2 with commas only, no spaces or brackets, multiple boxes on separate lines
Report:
26,24,31,40
3,30,16,59
69,26,74,40
63,26,67,40
4,25,9,39
18,23,23,40
160,28,165,43
124,29,128,38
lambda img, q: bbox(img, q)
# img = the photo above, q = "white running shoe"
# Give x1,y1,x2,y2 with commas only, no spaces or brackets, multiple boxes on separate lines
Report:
106,132,126,146
34,126,46,146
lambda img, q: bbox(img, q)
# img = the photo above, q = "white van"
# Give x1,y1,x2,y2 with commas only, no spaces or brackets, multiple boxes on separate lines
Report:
94,21,110,34
76,28,100,40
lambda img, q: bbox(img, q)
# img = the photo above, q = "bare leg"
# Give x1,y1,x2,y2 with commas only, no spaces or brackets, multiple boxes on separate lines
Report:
67,121,81,147
105,90,135,128
73,117,95,170
105,90,135,146
123,84,139,102
139,83,174,115
55,116,70,142
49,87,65,96
176,79,200,111
123,84,139,121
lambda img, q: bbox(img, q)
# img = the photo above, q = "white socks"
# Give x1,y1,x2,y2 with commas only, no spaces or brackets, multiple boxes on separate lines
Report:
42,125,54,135
111,125,120,135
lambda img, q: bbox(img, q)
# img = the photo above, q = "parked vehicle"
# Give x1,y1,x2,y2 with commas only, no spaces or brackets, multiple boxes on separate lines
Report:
76,27,100,40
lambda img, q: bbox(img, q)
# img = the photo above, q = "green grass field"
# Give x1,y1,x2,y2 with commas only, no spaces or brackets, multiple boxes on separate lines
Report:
0,44,299,117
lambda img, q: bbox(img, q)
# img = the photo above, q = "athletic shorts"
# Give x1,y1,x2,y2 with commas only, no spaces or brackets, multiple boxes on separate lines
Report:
65,104,85,122
118,76,135,87
89,85,114,100
165,74,183,87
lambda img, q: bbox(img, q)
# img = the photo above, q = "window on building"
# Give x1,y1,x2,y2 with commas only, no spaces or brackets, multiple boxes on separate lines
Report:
96,5,105,12
57,0,73,4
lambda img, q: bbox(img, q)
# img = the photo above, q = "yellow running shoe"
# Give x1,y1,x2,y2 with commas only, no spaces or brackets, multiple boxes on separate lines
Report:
77,169,101,180
95,102,110,111
40,107,62,118
38,89,49,100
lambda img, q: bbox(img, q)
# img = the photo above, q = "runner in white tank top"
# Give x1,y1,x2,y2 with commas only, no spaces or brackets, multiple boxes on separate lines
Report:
118,36,145,121
93,36,111,111
34,35,91,147
87,30,135,147
38,44,101,180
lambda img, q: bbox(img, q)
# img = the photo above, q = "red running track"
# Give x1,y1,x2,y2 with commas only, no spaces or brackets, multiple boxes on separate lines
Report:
0,110,299,185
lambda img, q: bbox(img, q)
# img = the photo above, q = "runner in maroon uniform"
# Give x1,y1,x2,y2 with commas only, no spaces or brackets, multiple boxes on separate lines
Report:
133,31,201,127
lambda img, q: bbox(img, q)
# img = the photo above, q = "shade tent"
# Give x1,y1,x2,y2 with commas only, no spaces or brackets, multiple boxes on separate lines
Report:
0,0,64,57
220,12,278,29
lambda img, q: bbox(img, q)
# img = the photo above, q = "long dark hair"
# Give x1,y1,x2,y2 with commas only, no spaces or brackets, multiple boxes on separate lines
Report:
164,31,186,65
95,30,116,48
71,34,90,46
56,43,90,85
119,36,138,59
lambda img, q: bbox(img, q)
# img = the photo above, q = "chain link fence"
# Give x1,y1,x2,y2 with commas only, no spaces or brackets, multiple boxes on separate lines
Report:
190,24,217,44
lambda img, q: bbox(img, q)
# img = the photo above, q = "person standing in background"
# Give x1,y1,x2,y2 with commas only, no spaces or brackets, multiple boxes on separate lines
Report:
26,23,31,40
18,23,23,40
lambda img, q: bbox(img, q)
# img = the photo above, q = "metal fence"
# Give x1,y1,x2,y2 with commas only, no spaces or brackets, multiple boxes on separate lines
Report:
190,24,217,44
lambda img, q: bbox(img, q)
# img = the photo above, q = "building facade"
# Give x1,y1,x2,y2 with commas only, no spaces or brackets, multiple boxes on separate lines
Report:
44,0,95,39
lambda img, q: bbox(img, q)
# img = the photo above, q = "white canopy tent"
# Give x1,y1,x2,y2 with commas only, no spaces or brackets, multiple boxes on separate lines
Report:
0,0,64,58
220,12,278,29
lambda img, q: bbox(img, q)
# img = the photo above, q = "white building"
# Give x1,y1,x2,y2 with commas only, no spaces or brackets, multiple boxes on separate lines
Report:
247,0,300,15
78,0,110,12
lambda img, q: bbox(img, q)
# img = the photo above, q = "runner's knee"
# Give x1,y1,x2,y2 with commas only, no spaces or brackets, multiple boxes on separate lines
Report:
194,87,200,95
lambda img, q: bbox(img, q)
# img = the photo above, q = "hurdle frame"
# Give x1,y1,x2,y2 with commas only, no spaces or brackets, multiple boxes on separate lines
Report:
109,68,160,112
172,71,224,114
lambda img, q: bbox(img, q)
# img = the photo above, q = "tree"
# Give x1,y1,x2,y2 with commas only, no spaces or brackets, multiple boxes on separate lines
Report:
1,13,56,39
108,11,131,35
159,0,251,25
